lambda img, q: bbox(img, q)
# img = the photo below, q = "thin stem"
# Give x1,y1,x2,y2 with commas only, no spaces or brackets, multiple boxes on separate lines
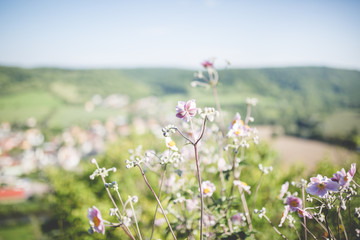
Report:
308,210,333,237
150,164,167,240
229,147,240,197
324,209,333,240
244,105,252,125
175,128,194,145
237,186,253,233
299,221,317,239
262,214,288,240
302,187,307,240
137,165,177,240
348,201,353,239
129,197,143,240
190,119,197,141
337,207,340,240
194,117,207,145
100,175,135,240
115,189,125,213
291,224,302,240
194,144,204,240
338,207,348,240
251,172,264,219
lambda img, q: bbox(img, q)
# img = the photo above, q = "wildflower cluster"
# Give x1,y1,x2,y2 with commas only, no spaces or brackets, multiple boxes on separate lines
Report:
85,59,359,240
274,163,359,239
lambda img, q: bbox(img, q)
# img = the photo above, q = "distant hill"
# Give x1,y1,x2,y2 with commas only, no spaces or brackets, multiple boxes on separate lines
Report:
0,66,359,147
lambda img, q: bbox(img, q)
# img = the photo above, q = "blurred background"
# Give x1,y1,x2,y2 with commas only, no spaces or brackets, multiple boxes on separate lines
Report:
0,0,359,239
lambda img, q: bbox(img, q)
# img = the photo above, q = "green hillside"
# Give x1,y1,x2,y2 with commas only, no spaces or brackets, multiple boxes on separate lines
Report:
0,66,359,147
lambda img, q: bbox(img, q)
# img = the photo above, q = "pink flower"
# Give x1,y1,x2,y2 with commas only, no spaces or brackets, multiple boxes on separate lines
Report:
278,181,289,199
202,60,213,68
176,100,197,122
286,196,302,212
331,163,356,188
306,175,339,197
279,205,290,227
88,206,105,234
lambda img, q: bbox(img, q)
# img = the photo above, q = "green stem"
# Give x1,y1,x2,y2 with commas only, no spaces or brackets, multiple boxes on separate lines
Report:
194,144,204,240
137,165,177,240
150,164,167,240
251,173,264,219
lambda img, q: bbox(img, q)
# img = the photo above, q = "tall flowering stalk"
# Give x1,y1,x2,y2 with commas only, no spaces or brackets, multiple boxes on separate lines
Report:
175,100,209,240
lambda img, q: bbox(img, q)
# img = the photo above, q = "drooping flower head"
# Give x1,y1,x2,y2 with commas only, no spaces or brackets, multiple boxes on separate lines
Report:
306,174,339,198
88,206,105,234
201,180,216,197
279,205,290,227
176,99,197,122
297,208,312,219
331,163,356,188
286,196,302,212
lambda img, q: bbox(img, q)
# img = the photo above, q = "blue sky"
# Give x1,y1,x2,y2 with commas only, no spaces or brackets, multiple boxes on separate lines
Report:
0,0,359,69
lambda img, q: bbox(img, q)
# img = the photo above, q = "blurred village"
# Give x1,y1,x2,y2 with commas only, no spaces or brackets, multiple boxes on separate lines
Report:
0,94,172,203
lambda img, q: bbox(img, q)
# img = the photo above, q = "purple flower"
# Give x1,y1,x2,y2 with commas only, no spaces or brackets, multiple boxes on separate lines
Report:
231,213,245,225
202,60,213,68
88,206,105,234
306,175,339,197
176,100,197,122
286,196,302,212
331,163,356,188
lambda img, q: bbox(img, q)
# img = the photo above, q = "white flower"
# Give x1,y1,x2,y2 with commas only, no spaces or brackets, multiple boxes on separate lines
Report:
165,137,178,151
246,97,258,106
201,180,216,197
234,180,251,194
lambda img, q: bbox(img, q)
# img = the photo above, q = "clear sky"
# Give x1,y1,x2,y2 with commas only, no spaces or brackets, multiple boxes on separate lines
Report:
0,0,359,69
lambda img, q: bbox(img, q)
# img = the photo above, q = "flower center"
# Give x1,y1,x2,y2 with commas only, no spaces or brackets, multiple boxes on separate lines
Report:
168,141,176,147
344,176,348,182
204,188,210,194
241,182,248,187
290,200,298,207
298,209,304,217
317,183,326,190
93,216,100,227
235,130,241,135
